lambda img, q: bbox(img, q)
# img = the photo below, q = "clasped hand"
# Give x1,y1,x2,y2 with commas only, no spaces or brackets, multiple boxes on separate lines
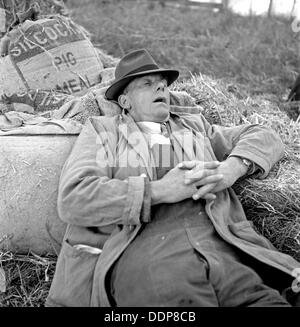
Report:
180,159,240,200
160,158,243,203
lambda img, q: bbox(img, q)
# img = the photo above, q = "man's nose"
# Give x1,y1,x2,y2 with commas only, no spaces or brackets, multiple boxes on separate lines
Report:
156,81,165,92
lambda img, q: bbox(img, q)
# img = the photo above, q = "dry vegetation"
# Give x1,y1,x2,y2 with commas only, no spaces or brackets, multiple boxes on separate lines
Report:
0,251,56,307
173,74,300,260
0,0,300,307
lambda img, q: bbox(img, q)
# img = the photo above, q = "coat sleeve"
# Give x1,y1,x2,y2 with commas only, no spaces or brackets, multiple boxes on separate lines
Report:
57,117,147,227
198,115,285,178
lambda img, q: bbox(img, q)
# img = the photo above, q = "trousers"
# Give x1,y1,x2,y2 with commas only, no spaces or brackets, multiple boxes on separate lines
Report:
110,197,290,307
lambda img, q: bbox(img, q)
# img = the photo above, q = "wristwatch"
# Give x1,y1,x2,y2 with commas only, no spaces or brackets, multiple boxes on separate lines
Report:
231,155,254,174
241,158,252,169
240,157,255,174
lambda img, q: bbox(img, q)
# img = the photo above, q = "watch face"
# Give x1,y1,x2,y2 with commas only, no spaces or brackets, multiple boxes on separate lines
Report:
242,158,253,173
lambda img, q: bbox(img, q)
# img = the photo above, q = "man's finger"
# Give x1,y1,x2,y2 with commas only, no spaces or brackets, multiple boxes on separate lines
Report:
202,161,221,169
192,183,217,200
185,169,222,184
191,174,223,186
178,160,197,170
178,160,220,170
202,193,216,200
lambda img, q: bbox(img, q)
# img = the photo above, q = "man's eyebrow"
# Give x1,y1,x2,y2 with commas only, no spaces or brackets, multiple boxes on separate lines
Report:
139,76,167,83
140,77,152,82
134,77,152,86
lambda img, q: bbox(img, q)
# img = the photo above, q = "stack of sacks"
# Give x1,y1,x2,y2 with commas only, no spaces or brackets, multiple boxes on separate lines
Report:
0,2,117,115
0,12,108,113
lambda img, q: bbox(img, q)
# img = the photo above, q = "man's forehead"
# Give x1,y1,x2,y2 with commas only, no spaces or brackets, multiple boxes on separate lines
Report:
133,73,166,84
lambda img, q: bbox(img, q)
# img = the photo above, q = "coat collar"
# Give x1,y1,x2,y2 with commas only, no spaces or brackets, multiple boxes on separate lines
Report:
168,113,196,162
118,112,196,178
118,113,155,179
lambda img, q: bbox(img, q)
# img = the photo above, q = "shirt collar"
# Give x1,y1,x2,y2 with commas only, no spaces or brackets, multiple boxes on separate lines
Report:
136,121,161,134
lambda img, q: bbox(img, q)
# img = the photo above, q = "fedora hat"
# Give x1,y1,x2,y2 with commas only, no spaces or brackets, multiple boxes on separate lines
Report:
105,49,179,101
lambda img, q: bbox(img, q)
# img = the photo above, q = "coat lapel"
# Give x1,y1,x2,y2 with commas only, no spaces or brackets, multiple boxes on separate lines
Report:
168,116,196,162
118,114,155,179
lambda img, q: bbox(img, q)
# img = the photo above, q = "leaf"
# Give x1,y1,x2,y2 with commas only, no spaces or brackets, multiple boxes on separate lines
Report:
0,267,7,293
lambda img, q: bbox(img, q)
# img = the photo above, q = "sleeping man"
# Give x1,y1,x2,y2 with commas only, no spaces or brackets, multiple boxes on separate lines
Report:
46,49,300,307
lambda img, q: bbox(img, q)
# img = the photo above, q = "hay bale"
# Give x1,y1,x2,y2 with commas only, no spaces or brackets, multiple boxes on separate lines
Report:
0,120,82,255
173,74,300,261
233,158,300,262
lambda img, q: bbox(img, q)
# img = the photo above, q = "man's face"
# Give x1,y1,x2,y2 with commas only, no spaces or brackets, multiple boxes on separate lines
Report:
120,73,171,122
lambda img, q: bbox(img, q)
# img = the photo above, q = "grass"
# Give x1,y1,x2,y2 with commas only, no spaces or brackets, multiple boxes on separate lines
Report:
0,251,56,307
1,0,300,307
68,0,299,98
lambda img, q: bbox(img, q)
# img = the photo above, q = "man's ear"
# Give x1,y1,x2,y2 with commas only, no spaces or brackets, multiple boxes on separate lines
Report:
118,94,131,110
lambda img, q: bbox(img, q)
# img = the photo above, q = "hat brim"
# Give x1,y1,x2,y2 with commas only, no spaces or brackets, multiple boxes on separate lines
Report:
105,68,179,101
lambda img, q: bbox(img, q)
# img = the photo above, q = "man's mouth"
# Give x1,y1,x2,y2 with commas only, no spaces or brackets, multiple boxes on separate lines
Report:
153,96,167,104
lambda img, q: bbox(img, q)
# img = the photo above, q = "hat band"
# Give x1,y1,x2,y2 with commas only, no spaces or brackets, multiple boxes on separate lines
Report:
123,64,160,78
